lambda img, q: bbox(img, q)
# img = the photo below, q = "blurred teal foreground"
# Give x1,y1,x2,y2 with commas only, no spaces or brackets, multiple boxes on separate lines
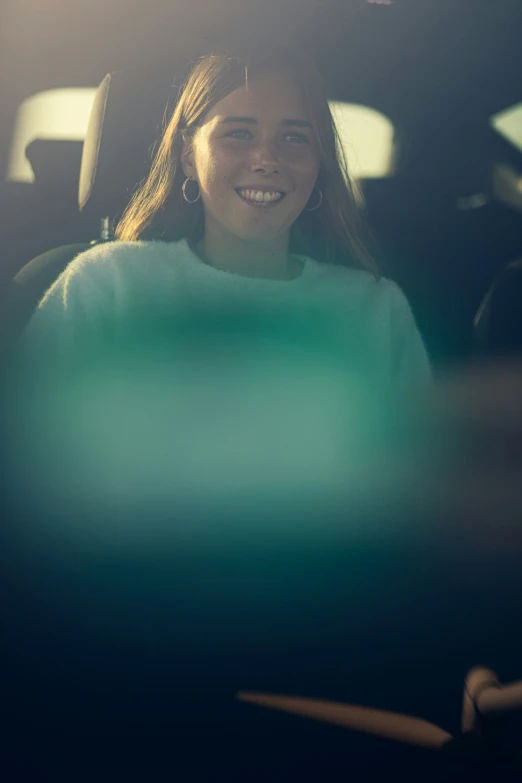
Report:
4,299,439,553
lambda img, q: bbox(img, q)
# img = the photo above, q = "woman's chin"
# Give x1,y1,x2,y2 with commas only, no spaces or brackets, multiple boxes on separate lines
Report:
230,224,290,245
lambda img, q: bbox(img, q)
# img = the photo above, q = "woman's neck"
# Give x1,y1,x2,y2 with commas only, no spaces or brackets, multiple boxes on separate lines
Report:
195,233,303,281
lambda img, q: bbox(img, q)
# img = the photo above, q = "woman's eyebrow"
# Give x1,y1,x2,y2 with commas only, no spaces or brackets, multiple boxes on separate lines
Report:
219,116,313,129
281,119,313,129
220,116,257,124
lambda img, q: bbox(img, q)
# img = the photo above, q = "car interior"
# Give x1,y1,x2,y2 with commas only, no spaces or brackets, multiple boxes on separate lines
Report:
0,1,521,779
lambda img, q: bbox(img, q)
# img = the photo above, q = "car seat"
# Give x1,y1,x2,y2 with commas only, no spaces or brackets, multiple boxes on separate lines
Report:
0,138,99,288
473,258,522,357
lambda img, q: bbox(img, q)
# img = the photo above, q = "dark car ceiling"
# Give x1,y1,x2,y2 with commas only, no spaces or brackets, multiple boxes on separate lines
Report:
0,0,521,180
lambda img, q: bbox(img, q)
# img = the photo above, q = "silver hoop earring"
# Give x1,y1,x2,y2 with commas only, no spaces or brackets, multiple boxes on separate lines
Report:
182,177,201,203
304,187,323,212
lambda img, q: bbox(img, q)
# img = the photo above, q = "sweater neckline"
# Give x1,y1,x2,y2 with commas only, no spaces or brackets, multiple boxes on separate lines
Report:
176,238,316,286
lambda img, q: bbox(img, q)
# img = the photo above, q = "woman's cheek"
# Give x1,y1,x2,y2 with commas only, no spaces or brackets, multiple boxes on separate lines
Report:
193,137,220,186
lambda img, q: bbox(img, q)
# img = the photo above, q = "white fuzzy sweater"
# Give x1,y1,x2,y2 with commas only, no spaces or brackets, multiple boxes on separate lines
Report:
14,238,433,520
24,238,431,386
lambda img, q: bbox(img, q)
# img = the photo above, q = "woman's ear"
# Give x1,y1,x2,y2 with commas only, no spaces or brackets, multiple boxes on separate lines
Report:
181,135,197,180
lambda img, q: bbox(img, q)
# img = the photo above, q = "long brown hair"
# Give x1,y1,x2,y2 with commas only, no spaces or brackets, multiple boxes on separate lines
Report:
115,46,379,276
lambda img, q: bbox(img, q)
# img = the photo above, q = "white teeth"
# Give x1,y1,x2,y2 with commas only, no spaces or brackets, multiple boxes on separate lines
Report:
238,188,283,203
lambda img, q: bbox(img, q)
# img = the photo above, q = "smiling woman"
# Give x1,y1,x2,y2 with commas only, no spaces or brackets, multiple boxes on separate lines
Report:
11,44,431,529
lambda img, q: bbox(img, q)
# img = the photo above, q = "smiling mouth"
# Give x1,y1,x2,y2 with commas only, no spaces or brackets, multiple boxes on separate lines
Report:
235,188,286,207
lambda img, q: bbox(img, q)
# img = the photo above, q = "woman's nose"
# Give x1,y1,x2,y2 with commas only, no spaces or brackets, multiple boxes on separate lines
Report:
250,141,280,174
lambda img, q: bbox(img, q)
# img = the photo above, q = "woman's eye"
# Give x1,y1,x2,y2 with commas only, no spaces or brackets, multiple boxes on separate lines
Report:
284,133,309,144
226,129,252,140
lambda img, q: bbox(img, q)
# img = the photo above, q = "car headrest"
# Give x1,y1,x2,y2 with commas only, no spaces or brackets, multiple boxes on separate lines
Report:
78,68,189,221
25,139,84,200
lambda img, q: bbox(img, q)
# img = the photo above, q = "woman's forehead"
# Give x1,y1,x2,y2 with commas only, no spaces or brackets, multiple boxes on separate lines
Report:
205,72,311,125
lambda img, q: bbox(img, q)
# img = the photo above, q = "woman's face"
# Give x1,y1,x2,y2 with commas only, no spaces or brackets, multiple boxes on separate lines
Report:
182,71,321,247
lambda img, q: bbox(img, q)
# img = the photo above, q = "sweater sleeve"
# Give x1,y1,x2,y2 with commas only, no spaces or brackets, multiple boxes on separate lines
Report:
18,244,121,366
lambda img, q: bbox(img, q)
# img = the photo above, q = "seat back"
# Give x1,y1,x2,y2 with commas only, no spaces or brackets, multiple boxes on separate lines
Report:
1,139,98,289
474,258,522,356
360,176,522,364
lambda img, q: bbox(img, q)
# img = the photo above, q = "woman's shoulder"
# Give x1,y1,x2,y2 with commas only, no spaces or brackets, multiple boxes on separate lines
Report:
39,239,187,306
23,240,191,359
65,239,185,276
306,257,407,307
306,259,431,383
